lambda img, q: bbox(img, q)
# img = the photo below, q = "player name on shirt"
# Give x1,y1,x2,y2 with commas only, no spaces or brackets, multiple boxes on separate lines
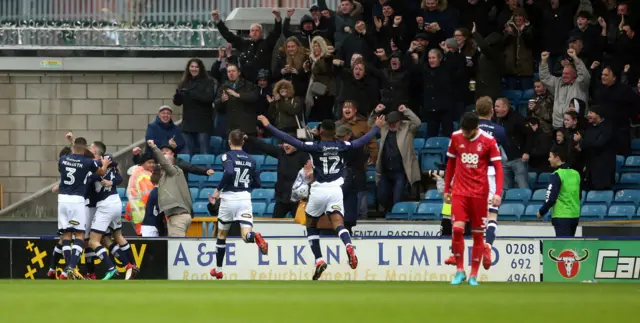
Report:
219,151,260,193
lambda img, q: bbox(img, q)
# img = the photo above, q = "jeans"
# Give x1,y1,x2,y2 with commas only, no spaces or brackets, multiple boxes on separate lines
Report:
503,158,529,189
182,132,211,155
357,191,368,219
213,114,227,138
377,171,407,211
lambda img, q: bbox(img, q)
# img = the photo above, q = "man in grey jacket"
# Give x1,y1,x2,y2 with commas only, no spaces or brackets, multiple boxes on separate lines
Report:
148,139,193,237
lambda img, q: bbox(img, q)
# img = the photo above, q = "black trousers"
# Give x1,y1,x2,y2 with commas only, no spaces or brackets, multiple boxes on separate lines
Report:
551,218,579,237
273,200,299,219
426,109,453,138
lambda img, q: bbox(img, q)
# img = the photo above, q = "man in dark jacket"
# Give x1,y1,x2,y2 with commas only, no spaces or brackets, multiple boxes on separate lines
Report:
283,9,331,49
144,106,185,154
245,136,309,218
526,117,553,172
211,9,282,83
214,65,260,139
494,98,532,188
472,26,504,101
576,105,616,190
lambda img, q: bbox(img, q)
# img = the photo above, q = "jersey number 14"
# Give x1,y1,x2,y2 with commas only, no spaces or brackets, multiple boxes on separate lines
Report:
234,167,251,188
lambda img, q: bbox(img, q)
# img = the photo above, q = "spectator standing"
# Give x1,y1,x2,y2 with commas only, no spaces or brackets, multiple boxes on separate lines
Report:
336,56,384,117
539,50,590,129
503,8,535,90
273,36,310,99
283,9,331,49
144,106,185,154
419,0,458,48
526,117,552,172
210,44,236,138
576,105,616,190
309,4,335,44
472,25,505,101
211,9,282,83
267,80,302,135
255,69,273,117
538,0,577,64
537,146,581,237
494,97,532,189
248,134,309,218
132,145,214,181
370,104,421,211
337,125,367,231
173,58,216,155
214,65,260,139
568,11,606,67
378,51,411,110
527,80,554,133
333,0,362,51
305,36,338,121
147,140,193,237
562,110,585,173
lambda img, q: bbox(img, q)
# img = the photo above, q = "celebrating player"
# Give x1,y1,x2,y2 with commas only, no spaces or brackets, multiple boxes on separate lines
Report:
209,130,269,280
444,112,503,286
258,115,385,280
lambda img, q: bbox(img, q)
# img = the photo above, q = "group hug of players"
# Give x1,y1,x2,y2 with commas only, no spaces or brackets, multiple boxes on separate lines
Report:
54,98,504,284
53,133,139,280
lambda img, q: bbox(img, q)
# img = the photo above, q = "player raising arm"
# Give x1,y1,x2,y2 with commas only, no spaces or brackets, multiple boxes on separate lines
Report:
443,112,504,286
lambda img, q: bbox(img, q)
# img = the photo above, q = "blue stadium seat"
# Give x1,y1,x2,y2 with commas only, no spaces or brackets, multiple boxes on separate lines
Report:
633,139,640,155
616,155,625,172
260,172,277,188
258,137,273,145
581,204,606,221
636,207,640,219
413,202,442,220
581,190,586,202
386,202,418,220
212,155,224,171
522,203,543,221
177,154,190,163
424,189,442,201
619,173,640,189
528,172,537,188
188,174,206,188
367,190,376,209
366,171,376,185
193,202,210,216
521,88,534,101
251,155,265,170
265,203,275,217
504,188,532,204
606,205,635,220
623,156,640,171
307,121,320,130
210,136,224,154
262,156,278,171
251,189,274,204
253,202,267,217
198,188,214,202
535,172,552,189
585,190,614,206
190,188,199,203
420,152,443,171
204,172,223,187
531,188,546,201
503,90,523,106
498,203,524,221
417,123,427,138
121,201,127,214
413,138,426,153
424,137,450,154
191,154,215,167
614,190,640,206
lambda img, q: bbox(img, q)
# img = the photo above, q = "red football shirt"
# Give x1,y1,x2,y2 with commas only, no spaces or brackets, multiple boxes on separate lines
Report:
445,130,502,198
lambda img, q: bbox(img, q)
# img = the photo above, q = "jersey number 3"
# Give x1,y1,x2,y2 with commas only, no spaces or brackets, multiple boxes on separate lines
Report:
234,167,251,188
319,156,340,175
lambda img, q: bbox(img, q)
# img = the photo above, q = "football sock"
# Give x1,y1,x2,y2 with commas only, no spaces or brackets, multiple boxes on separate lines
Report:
95,246,115,271
486,220,498,245
109,243,130,266
216,238,226,271
452,226,465,271
244,232,256,243
49,243,63,270
61,240,71,265
85,247,96,274
119,243,135,266
471,230,484,277
68,239,84,270
307,227,324,262
336,225,352,246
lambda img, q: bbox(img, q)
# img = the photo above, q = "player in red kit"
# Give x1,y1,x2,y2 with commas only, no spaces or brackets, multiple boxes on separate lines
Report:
444,112,504,286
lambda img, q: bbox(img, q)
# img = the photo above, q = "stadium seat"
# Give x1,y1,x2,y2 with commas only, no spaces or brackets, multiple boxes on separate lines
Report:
212,155,224,171
585,190,614,206
307,121,320,130
531,188,546,201
193,202,210,216
251,155,265,170
251,189,274,204
417,123,427,138
188,174,206,188
424,189,442,201
197,188,214,202
413,202,442,220
535,172,552,189
204,172,223,187
632,139,640,155
424,137,449,154
252,202,267,217
190,188,199,203
623,156,640,172
177,154,190,163
616,155,625,172
522,203,542,221
366,171,376,185
606,205,635,220
258,137,273,145
580,204,606,221
191,154,215,167
503,90,523,106
614,189,640,206
504,188,532,204
413,138,426,153
260,172,277,188
498,203,524,221
210,136,224,154
386,202,418,220
581,190,586,203
619,173,640,189
262,156,278,171
521,88,534,102
420,152,443,171
527,172,537,188
265,203,275,217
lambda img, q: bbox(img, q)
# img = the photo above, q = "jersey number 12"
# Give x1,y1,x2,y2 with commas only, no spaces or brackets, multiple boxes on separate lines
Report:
234,167,251,188
319,156,340,175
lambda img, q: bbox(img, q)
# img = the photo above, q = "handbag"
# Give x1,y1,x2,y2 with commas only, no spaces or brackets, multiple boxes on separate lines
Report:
309,82,327,96
295,115,312,140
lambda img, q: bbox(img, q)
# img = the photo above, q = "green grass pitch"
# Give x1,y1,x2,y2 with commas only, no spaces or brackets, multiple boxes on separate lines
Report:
0,281,638,322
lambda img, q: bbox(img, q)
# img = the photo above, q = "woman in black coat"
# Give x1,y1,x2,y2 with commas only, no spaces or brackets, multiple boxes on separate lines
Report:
173,58,216,155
